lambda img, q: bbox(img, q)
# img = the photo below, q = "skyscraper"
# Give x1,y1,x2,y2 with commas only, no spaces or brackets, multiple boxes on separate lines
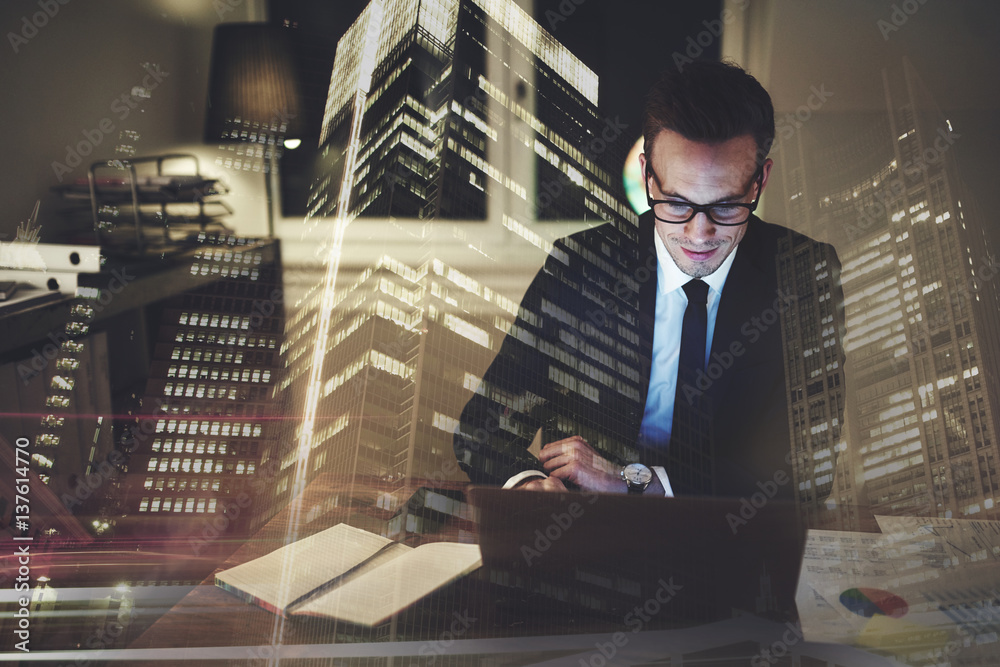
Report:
775,228,851,527
120,234,285,540
273,0,636,527
308,0,629,223
774,58,1000,521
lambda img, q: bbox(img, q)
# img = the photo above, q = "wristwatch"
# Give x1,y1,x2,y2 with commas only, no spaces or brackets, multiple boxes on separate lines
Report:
621,463,653,494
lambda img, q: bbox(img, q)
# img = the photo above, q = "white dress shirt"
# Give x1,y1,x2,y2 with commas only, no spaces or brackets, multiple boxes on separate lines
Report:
638,231,738,447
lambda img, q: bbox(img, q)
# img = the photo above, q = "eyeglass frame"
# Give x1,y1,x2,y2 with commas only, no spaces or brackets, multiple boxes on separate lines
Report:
644,163,765,226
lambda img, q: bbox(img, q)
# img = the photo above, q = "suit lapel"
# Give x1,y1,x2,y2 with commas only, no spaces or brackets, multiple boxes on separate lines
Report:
708,216,771,399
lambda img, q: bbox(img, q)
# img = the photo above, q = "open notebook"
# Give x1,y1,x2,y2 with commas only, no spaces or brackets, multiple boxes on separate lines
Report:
215,523,482,626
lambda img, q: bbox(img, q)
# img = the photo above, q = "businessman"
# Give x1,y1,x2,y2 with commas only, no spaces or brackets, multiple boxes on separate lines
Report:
454,60,845,500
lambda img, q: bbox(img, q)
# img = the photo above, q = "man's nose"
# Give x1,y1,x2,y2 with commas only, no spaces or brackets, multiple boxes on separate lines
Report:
684,212,716,244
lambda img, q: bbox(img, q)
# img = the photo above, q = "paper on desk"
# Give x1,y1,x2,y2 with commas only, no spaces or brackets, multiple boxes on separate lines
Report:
795,530,976,650
874,515,1000,631
876,514,1000,565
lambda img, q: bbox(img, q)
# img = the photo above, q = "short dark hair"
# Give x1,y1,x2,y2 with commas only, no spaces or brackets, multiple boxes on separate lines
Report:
642,60,775,165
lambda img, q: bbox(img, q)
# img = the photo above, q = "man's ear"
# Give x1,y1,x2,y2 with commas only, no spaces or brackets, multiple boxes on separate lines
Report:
757,157,774,195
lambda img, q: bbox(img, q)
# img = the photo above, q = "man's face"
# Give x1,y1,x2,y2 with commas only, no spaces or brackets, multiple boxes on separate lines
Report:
639,130,771,278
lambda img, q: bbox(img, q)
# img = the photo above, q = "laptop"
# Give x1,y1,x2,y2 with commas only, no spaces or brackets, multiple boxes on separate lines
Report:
468,487,807,628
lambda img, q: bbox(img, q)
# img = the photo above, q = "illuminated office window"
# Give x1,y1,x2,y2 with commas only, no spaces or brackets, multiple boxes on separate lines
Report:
35,434,60,447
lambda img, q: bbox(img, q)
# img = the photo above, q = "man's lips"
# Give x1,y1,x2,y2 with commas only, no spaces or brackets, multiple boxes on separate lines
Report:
681,247,720,261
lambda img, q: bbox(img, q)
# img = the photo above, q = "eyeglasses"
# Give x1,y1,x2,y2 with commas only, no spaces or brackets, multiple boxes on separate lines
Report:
645,165,764,226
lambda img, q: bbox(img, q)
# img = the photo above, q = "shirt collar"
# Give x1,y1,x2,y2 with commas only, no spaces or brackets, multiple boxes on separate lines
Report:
653,230,739,296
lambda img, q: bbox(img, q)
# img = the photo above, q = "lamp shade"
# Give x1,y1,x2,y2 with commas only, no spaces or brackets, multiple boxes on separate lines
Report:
204,23,302,142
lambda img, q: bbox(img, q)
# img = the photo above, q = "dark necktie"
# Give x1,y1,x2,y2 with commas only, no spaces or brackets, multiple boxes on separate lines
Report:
676,279,709,400
668,279,714,496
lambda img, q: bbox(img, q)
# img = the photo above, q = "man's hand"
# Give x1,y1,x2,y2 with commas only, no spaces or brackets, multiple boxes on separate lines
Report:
538,436,624,493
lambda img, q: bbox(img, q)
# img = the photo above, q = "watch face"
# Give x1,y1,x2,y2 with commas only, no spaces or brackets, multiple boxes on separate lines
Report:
624,463,652,485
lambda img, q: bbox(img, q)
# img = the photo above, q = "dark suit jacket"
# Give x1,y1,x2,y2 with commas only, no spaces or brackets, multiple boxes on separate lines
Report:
455,211,845,500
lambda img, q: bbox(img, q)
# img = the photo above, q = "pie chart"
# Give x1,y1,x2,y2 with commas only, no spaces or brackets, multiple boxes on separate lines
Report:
840,587,908,619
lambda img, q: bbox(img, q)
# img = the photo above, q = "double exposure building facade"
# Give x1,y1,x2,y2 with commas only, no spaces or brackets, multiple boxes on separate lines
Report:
774,59,1000,521
120,235,285,539
273,0,636,528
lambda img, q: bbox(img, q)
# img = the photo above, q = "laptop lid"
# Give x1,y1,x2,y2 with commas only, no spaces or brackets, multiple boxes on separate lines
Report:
469,487,807,626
